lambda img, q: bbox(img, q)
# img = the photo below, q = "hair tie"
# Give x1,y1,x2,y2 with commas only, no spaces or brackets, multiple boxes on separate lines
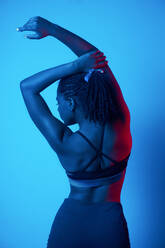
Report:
84,68,104,82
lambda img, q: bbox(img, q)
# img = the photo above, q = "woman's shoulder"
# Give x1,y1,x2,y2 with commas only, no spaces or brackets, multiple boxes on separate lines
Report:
64,120,132,155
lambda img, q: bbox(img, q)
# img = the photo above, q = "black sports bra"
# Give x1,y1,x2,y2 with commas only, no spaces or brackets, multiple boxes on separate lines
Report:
65,126,131,187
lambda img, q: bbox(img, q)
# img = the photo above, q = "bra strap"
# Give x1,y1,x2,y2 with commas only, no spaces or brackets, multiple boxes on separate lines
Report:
76,131,98,152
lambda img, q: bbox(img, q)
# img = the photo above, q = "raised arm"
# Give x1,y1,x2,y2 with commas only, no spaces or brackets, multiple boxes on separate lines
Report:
18,16,130,123
49,22,130,123
50,23,97,56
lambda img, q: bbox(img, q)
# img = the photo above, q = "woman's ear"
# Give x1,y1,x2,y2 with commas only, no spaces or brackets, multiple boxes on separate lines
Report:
67,97,76,111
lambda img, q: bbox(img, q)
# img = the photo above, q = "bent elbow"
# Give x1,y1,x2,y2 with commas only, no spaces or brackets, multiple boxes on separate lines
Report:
20,79,30,91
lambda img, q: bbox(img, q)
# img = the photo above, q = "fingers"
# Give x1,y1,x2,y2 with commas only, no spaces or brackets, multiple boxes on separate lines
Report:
17,17,42,33
16,27,25,32
95,56,106,64
94,53,107,69
16,22,35,32
16,26,33,32
95,54,105,59
92,50,102,55
91,50,104,57
25,33,41,39
93,60,108,69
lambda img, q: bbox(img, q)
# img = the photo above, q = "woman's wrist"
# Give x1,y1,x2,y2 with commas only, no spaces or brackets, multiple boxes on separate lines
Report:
48,23,60,37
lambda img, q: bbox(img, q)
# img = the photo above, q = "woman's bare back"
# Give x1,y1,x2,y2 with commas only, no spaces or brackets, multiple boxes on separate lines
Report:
56,118,132,203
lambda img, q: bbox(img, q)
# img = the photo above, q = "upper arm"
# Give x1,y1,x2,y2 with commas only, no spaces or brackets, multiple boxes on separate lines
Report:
20,84,73,154
103,63,130,123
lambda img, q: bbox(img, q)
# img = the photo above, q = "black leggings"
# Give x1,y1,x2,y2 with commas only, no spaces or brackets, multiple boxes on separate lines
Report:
46,198,131,248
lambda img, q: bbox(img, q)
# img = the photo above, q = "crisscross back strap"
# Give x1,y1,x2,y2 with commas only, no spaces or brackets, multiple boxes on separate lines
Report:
76,126,116,168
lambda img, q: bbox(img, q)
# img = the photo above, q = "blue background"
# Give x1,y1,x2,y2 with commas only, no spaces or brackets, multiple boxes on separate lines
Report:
1,0,165,247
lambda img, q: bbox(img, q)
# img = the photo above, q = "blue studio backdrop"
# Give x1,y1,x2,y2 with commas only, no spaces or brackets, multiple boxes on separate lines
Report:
1,0,165,247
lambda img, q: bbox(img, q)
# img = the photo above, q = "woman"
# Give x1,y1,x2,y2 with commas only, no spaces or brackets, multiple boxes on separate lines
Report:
18,16,132,248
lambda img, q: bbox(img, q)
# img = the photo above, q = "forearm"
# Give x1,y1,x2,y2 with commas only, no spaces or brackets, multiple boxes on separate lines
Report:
20,60,77,94
49,23,122,101
50,23,98,57
49,23,130,120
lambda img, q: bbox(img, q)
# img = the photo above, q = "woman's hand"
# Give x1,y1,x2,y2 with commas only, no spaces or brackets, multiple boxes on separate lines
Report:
16,16,54,39
75,50,108,73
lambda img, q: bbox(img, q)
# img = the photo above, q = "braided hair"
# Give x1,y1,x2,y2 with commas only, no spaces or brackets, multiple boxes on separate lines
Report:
57,70,120,126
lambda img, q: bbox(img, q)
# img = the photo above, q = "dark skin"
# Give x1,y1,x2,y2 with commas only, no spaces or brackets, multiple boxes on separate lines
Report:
18,16,132,203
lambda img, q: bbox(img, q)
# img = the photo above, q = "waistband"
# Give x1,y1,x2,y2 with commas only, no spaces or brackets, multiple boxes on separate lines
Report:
64,197,123,208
